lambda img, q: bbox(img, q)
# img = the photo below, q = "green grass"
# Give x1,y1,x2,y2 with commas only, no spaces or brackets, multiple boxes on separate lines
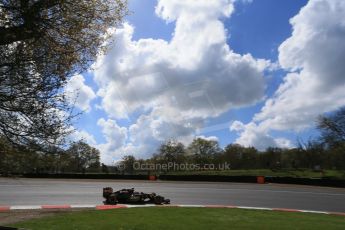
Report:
11,207,345,230
164,169,345,179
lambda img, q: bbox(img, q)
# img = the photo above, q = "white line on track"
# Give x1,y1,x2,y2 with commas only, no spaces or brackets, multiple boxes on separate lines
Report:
70,205,96,208
10,205,41,210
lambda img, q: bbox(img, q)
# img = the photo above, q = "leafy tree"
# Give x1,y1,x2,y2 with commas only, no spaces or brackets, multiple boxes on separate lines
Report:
57,150,74,173
101,163,109,174
280,148,303,169
0,0,127,146
120,155,136,173
318,107,345,147
316,108,345,169
326,143,345,170
223,144,257,169
223,144,243,169
297,140,325,169
157,140,186,164
0,136,18,173
66,141,100,173
261,147,283,170
187,138,221,165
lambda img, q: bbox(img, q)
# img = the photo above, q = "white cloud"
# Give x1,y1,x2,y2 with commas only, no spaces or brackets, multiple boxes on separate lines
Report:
230,120,245,132
94,23,266,119
196,135,219,142
69,129,97,146
65,74,96,112
96,118,129,163
155,0,234,23
231,0,345,150
99,112,222,163
230,121,292,150
92,0,269,159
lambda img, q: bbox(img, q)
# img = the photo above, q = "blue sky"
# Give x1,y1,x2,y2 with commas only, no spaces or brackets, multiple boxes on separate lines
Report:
66,0,345,163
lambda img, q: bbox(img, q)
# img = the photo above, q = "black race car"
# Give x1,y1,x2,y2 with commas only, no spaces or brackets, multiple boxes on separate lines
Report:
103,187,170,205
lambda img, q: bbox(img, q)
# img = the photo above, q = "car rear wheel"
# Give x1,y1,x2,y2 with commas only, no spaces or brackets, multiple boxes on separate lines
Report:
153,196,164,204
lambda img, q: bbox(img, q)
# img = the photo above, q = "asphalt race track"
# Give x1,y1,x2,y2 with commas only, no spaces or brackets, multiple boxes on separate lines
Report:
0,178,345,212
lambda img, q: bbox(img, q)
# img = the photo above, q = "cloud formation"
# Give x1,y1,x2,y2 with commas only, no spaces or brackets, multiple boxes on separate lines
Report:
65,74,96,112
230,121,292,150
92,0,269,162
97,118,128,162
232,0,345,149
69,129,97,146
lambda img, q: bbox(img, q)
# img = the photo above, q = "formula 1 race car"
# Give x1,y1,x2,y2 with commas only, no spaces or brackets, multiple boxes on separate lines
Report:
103,187,170,205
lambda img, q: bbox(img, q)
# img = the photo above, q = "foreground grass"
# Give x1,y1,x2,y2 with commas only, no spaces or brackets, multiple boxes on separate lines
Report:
11,207,345,230
165,169,345,179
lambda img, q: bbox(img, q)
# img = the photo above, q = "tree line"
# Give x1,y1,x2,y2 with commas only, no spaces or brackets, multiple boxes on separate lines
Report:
1,107,345,175
0,140,106,174
120,108,345,173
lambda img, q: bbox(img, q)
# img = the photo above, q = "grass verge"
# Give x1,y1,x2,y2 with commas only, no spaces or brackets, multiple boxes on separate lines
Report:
10,207,345,230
